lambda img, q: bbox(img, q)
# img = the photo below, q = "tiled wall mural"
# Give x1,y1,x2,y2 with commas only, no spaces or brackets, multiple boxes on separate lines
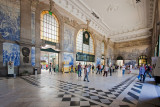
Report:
96,58,101,66
115,47,150,60
63,24,75,52
63,52,74,66
124,60,136,67
31,47,35,66
31,12,35,44
0,0,20,41
3,42,20,66
96,40,101,66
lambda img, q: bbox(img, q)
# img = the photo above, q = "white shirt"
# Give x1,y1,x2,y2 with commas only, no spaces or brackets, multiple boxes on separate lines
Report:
122,66,126,70
87,67,90,72
104,66,109,71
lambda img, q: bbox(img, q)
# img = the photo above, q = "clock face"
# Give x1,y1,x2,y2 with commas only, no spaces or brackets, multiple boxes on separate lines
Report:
85,33,88,39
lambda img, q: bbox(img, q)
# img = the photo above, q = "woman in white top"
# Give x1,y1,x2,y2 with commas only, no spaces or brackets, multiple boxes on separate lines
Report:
122,64,126,75
103,65,109,77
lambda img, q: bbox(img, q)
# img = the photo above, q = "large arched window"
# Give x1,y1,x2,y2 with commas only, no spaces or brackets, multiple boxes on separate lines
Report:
40,11,59,43
76,29,94,55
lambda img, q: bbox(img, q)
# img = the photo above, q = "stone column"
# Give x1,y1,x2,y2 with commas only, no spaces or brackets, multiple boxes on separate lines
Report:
105,38,110,65
34,0,42,74
19,0,34,74
0,36,6,76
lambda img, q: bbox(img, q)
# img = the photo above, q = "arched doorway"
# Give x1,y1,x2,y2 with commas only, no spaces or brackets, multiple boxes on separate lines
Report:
40,11,60,73
138,55,147,66
116,56,123,67
76,29,95,66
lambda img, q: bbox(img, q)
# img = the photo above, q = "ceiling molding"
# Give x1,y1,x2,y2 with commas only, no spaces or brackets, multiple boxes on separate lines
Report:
109,28,151,38
111,33,151,43
45,0,155,42
52,0,109,37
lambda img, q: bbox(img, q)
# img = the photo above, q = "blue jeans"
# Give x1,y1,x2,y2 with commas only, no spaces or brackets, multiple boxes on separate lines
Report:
122,70,125,75
84,72,89,81
78,70,81,77
145,71,152,78
96,69,100,74
71,69,74,73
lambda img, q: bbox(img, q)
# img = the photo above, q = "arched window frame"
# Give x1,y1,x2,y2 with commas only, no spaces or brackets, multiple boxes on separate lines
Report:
76,29,94,55
40,11,59,43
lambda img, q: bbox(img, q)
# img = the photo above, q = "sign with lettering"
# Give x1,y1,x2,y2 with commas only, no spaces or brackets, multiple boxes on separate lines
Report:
76,52,95,62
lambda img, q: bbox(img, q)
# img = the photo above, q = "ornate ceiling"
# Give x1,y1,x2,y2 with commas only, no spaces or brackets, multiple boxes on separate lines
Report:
41,0,155,42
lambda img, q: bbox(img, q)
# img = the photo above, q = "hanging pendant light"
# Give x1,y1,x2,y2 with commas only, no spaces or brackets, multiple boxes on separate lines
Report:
136,0,141,3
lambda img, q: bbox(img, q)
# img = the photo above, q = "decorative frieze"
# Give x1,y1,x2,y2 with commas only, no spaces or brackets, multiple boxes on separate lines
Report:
62,16,79,27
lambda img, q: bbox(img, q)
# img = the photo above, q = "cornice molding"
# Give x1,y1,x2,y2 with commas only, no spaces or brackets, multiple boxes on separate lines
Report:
42,0,155,42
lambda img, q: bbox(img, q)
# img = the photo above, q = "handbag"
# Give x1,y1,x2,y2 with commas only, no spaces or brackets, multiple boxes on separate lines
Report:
137,74,141,80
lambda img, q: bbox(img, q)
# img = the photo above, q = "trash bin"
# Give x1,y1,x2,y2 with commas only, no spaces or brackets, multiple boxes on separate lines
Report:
34,68,37,76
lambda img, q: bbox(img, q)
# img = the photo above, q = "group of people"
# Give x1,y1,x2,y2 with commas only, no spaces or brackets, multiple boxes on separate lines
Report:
77,63,117,82
96,64,116,76
77,63,91,82
48,63,56,74
138,64,152,82
48,62,152,83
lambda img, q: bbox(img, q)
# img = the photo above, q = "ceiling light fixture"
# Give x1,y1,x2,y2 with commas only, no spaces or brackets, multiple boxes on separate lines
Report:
136,0,141,3
91,12,99,19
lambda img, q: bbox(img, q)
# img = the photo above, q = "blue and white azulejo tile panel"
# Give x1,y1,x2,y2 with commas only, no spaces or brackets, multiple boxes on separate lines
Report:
63,52,74,66
3,42,20,66
63,24,75,53
31,47,35,66
0,0,20,41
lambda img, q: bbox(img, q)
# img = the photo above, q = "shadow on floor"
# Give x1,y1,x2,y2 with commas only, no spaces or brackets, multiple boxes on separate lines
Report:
137,97,160,107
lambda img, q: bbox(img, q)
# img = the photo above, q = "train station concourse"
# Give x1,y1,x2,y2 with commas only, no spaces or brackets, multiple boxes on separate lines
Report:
0,0,160,107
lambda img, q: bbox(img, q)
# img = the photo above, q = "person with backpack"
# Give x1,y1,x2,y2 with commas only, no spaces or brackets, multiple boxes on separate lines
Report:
96,64,101,74
145,64,152,78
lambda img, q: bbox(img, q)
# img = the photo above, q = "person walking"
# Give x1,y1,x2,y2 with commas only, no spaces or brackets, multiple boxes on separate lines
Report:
84,65,89,82
145,64,152,78
78,63,82,77
96,64,101,74
101,64,103,74
53,64,56,72
112,65,115,72
122,64,126,75
92,64,94,73
89,64,91,73
139,64,146,82
49,63,52,74
109,65,112,76
70,65,74,73
103,65,109,77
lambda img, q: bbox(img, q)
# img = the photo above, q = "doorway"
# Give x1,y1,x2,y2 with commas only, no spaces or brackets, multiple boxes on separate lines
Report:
138,55,147,66
41,51,59,73
116,56,123,67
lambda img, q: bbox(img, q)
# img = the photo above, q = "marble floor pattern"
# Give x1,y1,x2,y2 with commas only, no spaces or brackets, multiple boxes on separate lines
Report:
0,70,160,107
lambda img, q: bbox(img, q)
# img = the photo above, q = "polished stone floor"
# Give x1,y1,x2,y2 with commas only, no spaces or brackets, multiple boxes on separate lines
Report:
0,69,160,107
